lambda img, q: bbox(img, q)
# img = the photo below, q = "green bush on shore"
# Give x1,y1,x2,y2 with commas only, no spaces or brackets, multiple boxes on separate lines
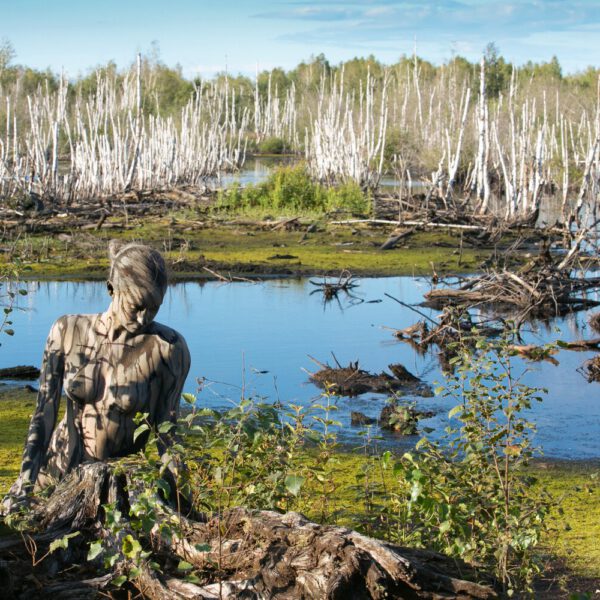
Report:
216,163,371,215
256,136,288,154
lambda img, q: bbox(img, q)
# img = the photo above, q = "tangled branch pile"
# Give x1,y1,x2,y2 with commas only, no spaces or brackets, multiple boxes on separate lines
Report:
307,356,431,397
0,462,496,599
424,267,600,325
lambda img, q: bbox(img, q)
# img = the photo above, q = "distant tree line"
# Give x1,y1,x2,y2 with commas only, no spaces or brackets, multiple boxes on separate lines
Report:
1,38,598,119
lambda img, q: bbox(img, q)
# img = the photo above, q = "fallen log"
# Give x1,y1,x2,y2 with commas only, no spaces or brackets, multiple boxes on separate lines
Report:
331,218,488,232
380,226,418,250
557,337,600,351
0,461,497,599
507,344,560,365
307,357,432,397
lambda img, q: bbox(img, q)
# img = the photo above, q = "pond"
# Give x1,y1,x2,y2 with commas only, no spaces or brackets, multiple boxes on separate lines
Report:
2,277,599,459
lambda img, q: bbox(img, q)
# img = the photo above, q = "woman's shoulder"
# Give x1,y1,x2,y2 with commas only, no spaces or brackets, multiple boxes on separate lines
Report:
48,313,100,331
148,322,189,350
148,323,190,372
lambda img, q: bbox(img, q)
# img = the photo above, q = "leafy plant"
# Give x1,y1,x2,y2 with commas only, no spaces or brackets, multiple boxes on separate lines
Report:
257,136,287,154
387,332,553,595
216,163,370,215
0,264,27,345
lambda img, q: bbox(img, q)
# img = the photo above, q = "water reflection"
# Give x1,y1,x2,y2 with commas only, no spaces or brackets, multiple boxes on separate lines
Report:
2,277,599,459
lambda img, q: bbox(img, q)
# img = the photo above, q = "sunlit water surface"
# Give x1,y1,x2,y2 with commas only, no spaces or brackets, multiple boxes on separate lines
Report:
2,277,599,459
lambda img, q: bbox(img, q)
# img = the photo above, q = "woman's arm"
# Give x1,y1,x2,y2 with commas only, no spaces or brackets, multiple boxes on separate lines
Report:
153,333,191,512
8,318,66,501
155,334,191,460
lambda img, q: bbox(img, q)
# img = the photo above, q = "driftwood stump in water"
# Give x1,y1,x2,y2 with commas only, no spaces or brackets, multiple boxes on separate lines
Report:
0,462,497,599
308,357,432,397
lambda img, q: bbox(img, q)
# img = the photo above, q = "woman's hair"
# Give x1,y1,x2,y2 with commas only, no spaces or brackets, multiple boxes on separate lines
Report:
108,241,167,306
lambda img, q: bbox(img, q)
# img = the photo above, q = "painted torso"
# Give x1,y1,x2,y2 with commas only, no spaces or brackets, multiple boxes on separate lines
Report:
36,313,189,488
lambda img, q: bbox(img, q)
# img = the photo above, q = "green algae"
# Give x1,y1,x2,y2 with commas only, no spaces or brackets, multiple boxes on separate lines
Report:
0,387,37,493
2,216,494,279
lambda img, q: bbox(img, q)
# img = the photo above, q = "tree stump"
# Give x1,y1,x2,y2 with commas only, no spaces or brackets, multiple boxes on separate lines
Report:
0,462,497,599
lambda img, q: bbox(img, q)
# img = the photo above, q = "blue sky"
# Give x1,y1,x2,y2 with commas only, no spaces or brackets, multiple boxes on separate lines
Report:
1,0,599,78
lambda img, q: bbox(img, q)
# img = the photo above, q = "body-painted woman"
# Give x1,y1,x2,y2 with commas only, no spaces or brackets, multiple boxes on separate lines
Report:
3,242,190,510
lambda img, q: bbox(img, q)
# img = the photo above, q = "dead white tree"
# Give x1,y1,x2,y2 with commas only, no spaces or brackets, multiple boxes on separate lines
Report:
305,68,389,189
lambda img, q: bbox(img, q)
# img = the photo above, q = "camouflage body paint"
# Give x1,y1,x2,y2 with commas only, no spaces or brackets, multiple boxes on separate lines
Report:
3,242,190,509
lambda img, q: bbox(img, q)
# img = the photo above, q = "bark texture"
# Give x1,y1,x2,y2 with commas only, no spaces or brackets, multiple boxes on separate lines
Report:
0,462,497,599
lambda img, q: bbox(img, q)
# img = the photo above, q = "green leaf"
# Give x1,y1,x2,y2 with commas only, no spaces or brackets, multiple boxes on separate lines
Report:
129,567,141,578
112,575,127,587
448,405,462,419
284,474,305,496
121,534,142,559
87,540,104,561
381,450,391,469
154,478,171,496
177,560,194,571
194,543,211,552
214,466,223,485
182,393,196,404
439,521,452,534
105,552,119,567
410,481,422,503
158,421,175,434
133,423,150,443
49,532,80,554
503,445,521,457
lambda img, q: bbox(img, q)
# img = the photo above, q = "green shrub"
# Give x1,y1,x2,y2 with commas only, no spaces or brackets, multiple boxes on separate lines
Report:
9,330,554,596
386,332,553,595
257,136,287,154
325,181,371,214
215,163,371,215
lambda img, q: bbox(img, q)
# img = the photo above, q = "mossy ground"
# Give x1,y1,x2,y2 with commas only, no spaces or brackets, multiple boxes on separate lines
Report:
1,211,512,280
1,386,598,589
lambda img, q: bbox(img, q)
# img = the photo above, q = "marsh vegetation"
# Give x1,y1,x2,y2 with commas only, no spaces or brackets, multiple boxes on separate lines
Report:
0,47,599,229
1,44,600,598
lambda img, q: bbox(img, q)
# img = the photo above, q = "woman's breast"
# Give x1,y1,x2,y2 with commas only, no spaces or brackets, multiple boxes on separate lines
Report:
65,357,153,415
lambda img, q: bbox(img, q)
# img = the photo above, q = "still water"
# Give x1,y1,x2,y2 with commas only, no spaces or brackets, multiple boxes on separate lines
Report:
2,277,599,459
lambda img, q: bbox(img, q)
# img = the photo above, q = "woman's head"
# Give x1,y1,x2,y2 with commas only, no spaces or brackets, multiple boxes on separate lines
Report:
107,241,168,333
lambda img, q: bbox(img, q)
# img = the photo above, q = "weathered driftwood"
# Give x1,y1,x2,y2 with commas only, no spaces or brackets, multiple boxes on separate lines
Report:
589,312,600,334
331,218,488,232
507,344,559,365
309,271,359,301
380,226,418,250
307,356,431,397
583,355,600,382
423,268,600,325
0,461,497,599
